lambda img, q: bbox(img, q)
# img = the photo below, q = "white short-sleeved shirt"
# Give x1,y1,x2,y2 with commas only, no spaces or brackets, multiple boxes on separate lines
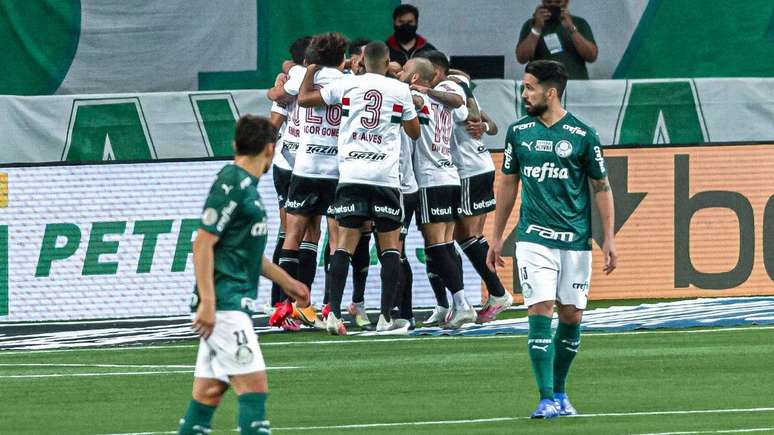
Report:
451,96,495,178
320,72,417,189
412,90,467,188
284,66,343,179
270,100,302,171
399,130,418,194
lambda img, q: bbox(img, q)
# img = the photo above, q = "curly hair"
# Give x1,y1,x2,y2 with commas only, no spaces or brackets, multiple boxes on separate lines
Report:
308,32,349,68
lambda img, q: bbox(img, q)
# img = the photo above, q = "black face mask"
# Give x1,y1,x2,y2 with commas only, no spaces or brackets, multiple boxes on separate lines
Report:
394,24,418,43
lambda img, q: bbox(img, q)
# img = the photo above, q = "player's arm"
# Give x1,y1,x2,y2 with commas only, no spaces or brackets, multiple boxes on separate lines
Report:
481,111,498,135
266,72,294,104
402,117,420,140
468,111,498,139
487,130,520,271
487,173,519,272
261,257,310,307
192,229,218,339
590,176,617,274
269,111,286,131
297,64,325,108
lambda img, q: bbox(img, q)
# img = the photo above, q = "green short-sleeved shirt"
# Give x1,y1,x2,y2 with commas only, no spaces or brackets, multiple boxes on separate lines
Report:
503,112,606,251
191,164,269,312
518,16,595,79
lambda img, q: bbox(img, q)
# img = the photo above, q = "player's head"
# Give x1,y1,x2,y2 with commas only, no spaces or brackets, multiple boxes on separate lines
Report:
289,36,312,65
522,60,568,116
348,38,371,75
417,50,450,85
363,41,390,75
392,4,419,44
399,58,434,86
307,32,348,69
542,0,568,8
233,115,275,172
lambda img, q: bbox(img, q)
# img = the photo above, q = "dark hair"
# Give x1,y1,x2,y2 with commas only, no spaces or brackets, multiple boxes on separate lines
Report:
234,115,275,156
308,32,348,68
525,60,569,98
393,4,419,21
417,50,450,74
289,36,312,65
363,41,390,70
348,38,371,56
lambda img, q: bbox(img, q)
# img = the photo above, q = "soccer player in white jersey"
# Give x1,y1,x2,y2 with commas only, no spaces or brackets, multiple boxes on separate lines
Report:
399,57,476,329
446,73,514,323
266,36,316,331
268,33,348,326
298,41,420,335
488,60,617,418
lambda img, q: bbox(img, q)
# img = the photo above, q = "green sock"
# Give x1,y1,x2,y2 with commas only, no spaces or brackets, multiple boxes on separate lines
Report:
553,321,581,394
178,400,216,435
527,315,555,401
238,392,270,434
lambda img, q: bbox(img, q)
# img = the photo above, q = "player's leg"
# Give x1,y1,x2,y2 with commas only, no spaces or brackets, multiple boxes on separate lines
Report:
517,241,561,419
417,187,452,324
178,343,228,435
230,372,270,435
347,225,373,330
441,222,476,329
271,166,292,307
326,220,361,335
396,191,418,326
552,248,591,416
374,223,409,333
298,215,322,291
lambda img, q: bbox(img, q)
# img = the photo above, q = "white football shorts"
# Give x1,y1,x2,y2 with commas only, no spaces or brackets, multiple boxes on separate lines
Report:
515,241,592,309
193,310,265,383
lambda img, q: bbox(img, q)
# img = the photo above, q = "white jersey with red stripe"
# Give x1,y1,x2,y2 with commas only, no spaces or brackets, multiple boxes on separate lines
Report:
284,66,343,180
450,96,495,178
399,130,418,194
271,100,302,171
412,90,468,188
320,72,417,189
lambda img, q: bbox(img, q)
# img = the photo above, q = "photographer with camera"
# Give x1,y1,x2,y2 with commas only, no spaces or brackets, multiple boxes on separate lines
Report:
515,0,597,79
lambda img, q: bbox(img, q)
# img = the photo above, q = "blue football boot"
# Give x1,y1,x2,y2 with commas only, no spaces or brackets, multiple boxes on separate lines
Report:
554,393,578,416
530,399,559,419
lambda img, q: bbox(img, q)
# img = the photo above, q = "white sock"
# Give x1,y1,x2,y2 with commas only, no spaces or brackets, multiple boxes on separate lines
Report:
452,290,470,310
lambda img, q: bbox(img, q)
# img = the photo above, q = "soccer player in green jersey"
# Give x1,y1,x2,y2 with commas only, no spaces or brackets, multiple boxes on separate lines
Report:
487,60,617,419
177,115,310,435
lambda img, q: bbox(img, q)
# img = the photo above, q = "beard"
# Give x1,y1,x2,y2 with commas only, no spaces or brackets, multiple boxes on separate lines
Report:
525,99,548,116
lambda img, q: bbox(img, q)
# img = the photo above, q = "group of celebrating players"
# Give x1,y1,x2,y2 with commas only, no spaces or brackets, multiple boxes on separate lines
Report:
263,32,514,335
180,29,620,433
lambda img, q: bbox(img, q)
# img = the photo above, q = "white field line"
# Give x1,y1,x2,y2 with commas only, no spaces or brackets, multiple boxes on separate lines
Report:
0,366,301,379
94,406,774,434
633,428,774,435
2,324,773,355
0,363,195,368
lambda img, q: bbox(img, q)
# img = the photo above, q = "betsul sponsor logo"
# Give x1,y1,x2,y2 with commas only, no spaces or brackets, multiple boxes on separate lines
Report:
430,206,452,216
374,205,400,215
473,198,496,210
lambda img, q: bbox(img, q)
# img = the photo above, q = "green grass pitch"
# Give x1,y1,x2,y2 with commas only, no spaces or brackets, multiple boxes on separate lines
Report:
1,322,773,434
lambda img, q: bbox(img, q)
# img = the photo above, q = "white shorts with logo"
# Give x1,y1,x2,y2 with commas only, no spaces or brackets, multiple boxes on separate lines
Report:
193,311,266,383
515,241,592,309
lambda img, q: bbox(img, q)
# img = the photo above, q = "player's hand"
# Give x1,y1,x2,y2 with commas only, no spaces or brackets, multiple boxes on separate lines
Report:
601,239,618,275
486,238,505,272
193,302,216,339
533,6,550,30
307,63,322,73
410,83,429,94
274,72,288,88
284,279,310,308
560,8,575,30
465,119,485,139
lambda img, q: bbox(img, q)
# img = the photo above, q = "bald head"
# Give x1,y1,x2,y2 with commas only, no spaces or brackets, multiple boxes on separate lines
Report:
403,58,435,84
363,41,390,74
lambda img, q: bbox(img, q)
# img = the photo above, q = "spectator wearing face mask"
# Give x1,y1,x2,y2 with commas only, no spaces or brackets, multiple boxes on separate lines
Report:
386,4,437,66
